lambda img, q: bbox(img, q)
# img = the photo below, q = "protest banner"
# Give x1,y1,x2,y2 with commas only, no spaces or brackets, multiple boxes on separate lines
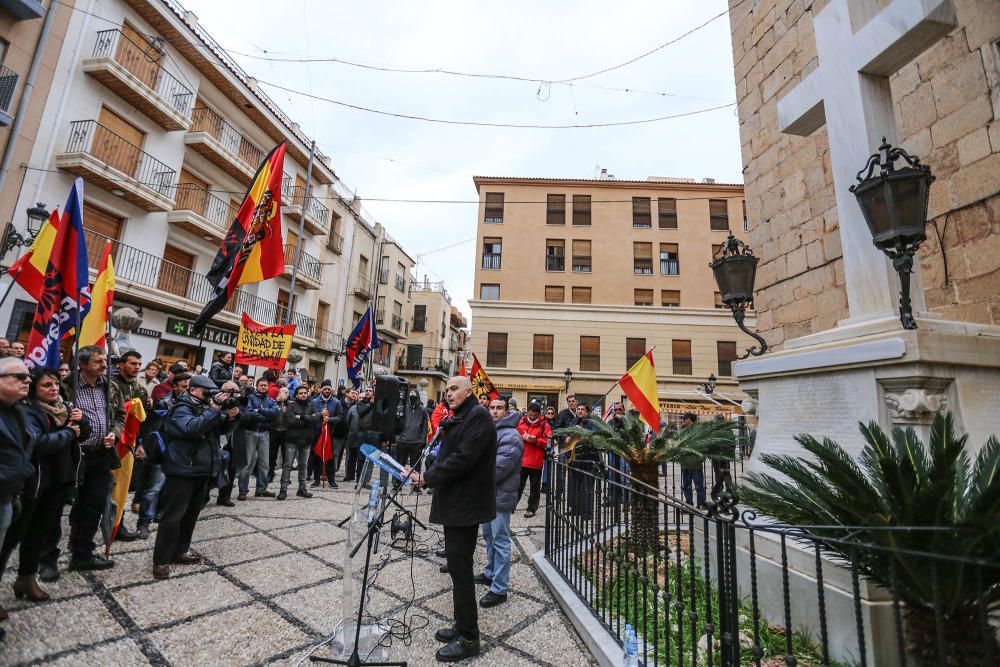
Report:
235,313,295,369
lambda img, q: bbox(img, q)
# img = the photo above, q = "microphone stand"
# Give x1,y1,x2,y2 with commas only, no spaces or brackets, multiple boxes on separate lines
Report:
312,447,429,666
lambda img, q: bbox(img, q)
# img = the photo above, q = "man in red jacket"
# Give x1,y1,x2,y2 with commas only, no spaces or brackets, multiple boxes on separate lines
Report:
516,402,551,518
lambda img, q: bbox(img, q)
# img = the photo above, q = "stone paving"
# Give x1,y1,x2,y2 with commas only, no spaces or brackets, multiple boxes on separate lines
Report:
0,481,595,666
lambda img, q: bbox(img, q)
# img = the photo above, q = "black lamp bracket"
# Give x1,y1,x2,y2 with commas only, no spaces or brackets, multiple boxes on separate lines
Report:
850,137,930,187
731,308,768,359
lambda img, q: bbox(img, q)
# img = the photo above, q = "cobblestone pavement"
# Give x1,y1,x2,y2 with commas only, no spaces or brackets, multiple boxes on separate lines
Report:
1,480,595,667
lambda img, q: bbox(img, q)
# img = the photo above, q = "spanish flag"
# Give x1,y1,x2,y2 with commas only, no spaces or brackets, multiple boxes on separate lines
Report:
194,142,286,333
469,352,498,400
620,349,660,433
79,241,115,349
106,397,146,555
8,208,60,298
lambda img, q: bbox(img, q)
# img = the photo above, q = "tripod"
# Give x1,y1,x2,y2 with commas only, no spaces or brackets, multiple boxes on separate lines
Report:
312,453,427,666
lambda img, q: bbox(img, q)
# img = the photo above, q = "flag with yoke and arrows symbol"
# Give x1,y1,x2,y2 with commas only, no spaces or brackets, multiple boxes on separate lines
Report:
194,142,287,335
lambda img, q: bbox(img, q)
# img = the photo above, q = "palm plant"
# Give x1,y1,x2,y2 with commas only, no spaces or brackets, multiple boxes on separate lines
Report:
556,414,736,554
741,412,1000,667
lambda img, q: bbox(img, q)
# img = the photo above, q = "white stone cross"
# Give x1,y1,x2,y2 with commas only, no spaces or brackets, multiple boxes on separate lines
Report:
777,0,957,326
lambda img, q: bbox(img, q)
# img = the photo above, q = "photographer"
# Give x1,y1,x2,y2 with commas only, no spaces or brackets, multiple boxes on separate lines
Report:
152,375,239,580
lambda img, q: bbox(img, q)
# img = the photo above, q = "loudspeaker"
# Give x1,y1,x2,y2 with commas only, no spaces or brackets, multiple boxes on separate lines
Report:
373,374,408,435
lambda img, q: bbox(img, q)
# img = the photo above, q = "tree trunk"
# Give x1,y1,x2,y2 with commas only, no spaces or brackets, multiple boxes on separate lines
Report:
903,606,998,667
628,462,661,555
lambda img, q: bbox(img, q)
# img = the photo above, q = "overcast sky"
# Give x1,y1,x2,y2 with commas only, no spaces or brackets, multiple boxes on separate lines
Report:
184,0,743,319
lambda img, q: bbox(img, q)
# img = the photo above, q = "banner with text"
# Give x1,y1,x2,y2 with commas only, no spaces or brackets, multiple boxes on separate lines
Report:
235,313,295,370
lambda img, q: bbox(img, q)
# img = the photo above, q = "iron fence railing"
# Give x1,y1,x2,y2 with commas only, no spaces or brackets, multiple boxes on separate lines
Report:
65,120,177,195
392,314,403,331
285,183,330,228
174,183,237,231
328,230,344,255
411,316,426,332
190,106,264,170
544,439,997,667
394,274,406,292
352,272,373,298
91,28,194,117
282,244,322,283
482,253,501,270
399,356,450,374
0,63,18,114
315,327,343,352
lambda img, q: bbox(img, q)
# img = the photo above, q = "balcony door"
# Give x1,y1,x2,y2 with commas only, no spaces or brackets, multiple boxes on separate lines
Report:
406,344,423,370
293,174,307,207
316,301,329,332
177,168,209,217
157,244,194,298
96,106,144,177
116,22,161,91
82,202,123,269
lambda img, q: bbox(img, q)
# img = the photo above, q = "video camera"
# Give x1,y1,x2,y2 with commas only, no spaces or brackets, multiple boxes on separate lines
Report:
211,385,251,411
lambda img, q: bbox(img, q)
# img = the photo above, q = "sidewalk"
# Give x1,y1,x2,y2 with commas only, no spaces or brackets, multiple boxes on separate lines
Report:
0,481,595,666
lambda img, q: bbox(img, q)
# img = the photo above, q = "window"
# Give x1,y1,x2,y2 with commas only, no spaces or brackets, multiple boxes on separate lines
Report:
544,285,565,302
660,243,679,275
580,336,600,371
359,255,369,275
480,284,500,300
572,240,591,272
572,286,591,304
546,239,565,271
717,341,738,377
715,292,725,309
484,192,504,223
626,338,646,369
572,195,591,225
533,334,554,369
487,332,508,367
632,197,652,228
672,339,692,375
546,194,566,225
376,296,386,323
482,238,502,269
633,242,653,274
742,200,749,232
710,199,730,231
661,290,680,307
634,289,654,306
412,304,427,331
659,197,678,229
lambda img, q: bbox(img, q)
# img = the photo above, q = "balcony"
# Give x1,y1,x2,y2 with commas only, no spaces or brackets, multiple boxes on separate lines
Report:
634,258,653,275
0,63,18,126
394,275,406,292
411,316,426,332
314,327,343,353
281,244,322,288
392,314,403,331
397,356,451,377
0,0,44,20
326,230,344,256
378,269,389,285
56,120,176,212
481,253,501,270
83,29,194,131
375,309,385,325
186,106,264,181
351,272,373,299
82,229,315,340
281,180,330,235
168,183,237,241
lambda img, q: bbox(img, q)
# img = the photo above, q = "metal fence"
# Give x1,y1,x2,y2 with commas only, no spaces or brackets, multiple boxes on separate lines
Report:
0,63,18,114
91,28,194,117
66,120,177,195
544,452,998,667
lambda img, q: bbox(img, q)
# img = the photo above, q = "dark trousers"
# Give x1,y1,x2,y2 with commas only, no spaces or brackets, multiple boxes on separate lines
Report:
395,441,423,471
153,476,209,566
0,486,65,577
681,468,706,507
444,524,480,640
517,468,542,512
38,485,71,569
309,453,336,483
567,461,597,518
268,431,285,478
69,457,113,560
344,445,359,480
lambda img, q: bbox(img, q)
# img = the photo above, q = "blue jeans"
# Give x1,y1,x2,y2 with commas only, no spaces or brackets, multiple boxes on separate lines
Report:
0,501,13,553
239,431,270,493
481,511,512,595
138,465,165,525
681,468,706,507
607,453,629,504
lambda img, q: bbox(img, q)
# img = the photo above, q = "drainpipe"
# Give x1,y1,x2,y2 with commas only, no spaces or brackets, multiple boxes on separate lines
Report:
0,0,59,198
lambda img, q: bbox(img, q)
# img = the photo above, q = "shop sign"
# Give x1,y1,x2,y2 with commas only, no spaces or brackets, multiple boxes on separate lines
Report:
165,317,238,347
135,327,161,339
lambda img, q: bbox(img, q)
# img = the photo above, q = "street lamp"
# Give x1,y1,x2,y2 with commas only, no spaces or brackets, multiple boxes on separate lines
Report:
698,374,717,395
710,234,767,359
563,367,573,393
849,138,935,330
1,202,49,263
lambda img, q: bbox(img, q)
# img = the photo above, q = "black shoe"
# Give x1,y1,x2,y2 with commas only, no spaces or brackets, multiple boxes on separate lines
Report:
479,591,508,608
524,511,536,518
217,499,235,507
328,480,339,489
439,565,448,573
255,490,275,498
473,573,491,586
38,564,60,583
435,636,480,662
136,524,150,540
310,480,321,487
435,549,447,558
342,476,355,482
276,490,287,500
116,525,139,542
68,555,114,571
435,627,459,643
297,489,313,498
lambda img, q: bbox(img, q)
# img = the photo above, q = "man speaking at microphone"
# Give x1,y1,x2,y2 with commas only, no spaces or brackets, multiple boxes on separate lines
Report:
406,376,496,663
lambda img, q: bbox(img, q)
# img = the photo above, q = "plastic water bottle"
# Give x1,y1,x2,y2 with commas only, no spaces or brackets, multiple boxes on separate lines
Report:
622,624,638,667
367,480,381,523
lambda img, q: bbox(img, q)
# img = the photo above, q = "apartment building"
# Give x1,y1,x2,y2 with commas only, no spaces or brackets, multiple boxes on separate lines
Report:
469,175,756,418
397,278,468,401
1,0,357,380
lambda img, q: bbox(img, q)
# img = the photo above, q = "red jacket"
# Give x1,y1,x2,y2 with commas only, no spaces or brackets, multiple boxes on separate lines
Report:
517,415,551,470
428,403,451,443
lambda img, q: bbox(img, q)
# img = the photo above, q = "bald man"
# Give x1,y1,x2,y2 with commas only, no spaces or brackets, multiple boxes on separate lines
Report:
407,376,496,662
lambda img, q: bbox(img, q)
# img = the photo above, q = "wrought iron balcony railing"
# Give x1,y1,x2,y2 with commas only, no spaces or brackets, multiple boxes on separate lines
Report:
352,272,373,298
282,244,322,283
328,230,344,255
174,183,237,232
65,120,177,195
411,316,426,332
315,327,343,353
91,29,194,118
0,63,19,115
189,106,264,171
394,275,406,292
392,314,403,331
399,356,451,374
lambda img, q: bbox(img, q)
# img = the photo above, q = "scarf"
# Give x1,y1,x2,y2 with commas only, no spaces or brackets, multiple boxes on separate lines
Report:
36,399,69,426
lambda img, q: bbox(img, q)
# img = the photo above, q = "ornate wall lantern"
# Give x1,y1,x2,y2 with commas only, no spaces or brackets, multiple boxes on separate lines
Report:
711,234,767,359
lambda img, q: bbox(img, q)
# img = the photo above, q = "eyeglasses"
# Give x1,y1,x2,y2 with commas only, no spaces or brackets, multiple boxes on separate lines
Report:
0,373,31,382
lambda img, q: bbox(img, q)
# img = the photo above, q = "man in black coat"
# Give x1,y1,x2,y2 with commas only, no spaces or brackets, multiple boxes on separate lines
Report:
407,376,496,663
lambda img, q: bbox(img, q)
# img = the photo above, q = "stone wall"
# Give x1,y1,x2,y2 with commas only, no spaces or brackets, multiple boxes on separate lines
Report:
729,0,1000,350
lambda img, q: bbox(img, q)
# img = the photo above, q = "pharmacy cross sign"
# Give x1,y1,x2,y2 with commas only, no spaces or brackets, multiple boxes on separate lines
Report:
776,0,956,326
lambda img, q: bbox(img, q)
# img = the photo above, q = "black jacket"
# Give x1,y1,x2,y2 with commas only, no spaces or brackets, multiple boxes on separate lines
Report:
161,393,236,478
285,399,319,446
423,396,497,527
208,361,233,387
23,404,92,495
0,402,33,504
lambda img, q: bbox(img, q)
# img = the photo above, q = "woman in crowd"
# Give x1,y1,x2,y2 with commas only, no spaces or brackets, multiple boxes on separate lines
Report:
516,402,550,518
140,361,162,394
280,385,318,500
0,368,90,603
541,405,557,493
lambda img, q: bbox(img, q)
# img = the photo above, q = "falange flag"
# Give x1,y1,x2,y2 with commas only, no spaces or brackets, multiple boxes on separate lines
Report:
344,305,380,388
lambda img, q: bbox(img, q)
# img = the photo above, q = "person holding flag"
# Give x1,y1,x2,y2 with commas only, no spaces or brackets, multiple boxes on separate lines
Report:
105,351,150,544
279,385,319,500
308,380,342,488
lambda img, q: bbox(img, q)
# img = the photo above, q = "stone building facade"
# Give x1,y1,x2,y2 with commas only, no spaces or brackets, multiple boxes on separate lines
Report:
728,0,1000,349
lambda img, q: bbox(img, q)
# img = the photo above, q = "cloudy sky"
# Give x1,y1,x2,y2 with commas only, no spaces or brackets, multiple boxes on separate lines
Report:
184,0,744,318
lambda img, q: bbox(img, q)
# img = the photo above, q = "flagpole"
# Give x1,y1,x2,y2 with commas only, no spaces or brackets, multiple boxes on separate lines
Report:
0,265,24,311
283,140,315,327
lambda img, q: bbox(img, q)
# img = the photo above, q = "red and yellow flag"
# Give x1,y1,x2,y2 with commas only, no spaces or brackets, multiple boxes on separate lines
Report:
8,208,60,298
620,350,660,433
79,241,115,349
194,142,286,333
107,397,146,555
469,352,498,400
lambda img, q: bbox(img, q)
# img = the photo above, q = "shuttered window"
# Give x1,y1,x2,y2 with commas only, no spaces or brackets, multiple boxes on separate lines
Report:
533,334,554,370
634,289,654,306
572,195,591,226
487,332,508,367
672,339,692,375
632,197,651,227
658,197,678,229
580,336,600,371
484,193,504,223
626,337,646,369
717,341,738,377
661,290,681,307
546,194,566,225
572,287,591,304
544,285,565,302
710,199,730,230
